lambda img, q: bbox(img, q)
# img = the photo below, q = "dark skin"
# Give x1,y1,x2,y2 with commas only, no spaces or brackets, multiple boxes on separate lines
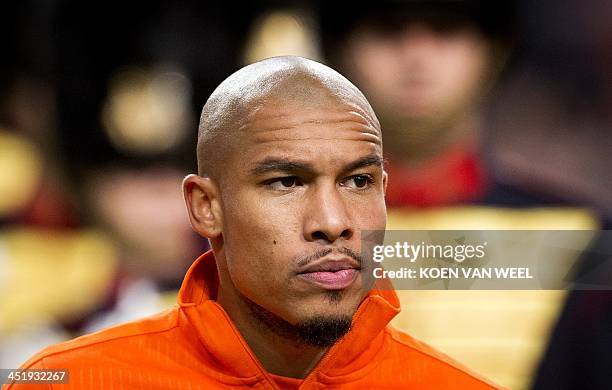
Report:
183,57,387,378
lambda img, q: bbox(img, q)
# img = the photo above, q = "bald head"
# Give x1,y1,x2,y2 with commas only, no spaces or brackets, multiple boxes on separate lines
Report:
197,56,380,178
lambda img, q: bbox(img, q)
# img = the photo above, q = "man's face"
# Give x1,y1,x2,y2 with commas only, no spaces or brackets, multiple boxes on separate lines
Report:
216,96,386,327
342,22,489,134
90,167,201,282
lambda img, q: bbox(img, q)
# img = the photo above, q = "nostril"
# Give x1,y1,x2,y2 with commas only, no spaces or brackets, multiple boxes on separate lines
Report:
310,229,352,242
312,231,327,241
340,229,352,239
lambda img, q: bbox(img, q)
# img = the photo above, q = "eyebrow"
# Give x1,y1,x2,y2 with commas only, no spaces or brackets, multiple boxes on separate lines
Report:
249,153,383,177
250,158,315,176
341,154,384,175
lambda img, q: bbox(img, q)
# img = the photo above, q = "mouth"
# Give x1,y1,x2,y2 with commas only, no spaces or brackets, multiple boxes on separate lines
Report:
296,257,360,290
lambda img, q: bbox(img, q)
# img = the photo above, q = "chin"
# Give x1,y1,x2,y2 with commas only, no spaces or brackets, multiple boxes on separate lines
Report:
296,313,353,348
303,292,362,320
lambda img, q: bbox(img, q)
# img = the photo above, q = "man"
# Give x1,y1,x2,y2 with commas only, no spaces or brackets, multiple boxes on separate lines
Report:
7,57,500,389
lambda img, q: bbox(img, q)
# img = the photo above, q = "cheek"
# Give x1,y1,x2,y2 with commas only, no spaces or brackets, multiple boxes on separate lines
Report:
431,38,489,108
347,191,387,235
223,189,300,244
364,198,387,231
220,189,300,290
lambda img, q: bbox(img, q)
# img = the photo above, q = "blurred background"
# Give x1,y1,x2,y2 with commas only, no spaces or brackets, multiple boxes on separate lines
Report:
1,1,610,388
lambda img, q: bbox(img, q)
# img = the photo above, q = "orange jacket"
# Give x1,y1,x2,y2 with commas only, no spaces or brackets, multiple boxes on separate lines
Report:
6,251,503,389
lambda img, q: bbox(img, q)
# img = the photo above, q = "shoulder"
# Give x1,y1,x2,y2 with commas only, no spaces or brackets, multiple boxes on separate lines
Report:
19,308,180,370
384,325,506,389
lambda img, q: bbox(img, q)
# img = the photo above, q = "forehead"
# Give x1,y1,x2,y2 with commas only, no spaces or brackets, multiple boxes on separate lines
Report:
232,97,382,169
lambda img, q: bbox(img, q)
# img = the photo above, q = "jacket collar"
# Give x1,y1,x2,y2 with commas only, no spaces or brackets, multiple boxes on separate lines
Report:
177,250,401,380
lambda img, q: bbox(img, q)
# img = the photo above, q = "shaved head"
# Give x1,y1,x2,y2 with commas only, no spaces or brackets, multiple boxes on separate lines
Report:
197,56,380,178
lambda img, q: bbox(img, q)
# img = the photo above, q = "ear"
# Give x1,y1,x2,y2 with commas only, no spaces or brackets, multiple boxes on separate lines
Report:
182,174,223,239
382,170,388,196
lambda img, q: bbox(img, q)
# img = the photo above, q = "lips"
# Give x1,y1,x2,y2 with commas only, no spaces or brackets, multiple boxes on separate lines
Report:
296,257,360,290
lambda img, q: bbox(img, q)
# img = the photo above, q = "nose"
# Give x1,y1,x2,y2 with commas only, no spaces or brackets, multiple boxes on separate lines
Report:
303,184,353,244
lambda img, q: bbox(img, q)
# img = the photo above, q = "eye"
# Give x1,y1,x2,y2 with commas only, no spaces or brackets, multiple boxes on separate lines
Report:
342,174,373,189
266,176,303,190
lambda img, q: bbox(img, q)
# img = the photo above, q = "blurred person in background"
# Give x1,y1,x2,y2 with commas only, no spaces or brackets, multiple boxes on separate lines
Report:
50,0,261,333
0,2,117,368
1,0,259,367
507,1,612,389
486,0,612,223
319,0,518,207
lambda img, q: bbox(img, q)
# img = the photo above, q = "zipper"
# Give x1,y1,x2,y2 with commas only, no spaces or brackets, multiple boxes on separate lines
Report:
296,345,337,389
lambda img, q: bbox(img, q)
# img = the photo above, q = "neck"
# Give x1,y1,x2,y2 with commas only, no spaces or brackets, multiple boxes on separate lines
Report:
216,280,328,379
383,112,480,163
